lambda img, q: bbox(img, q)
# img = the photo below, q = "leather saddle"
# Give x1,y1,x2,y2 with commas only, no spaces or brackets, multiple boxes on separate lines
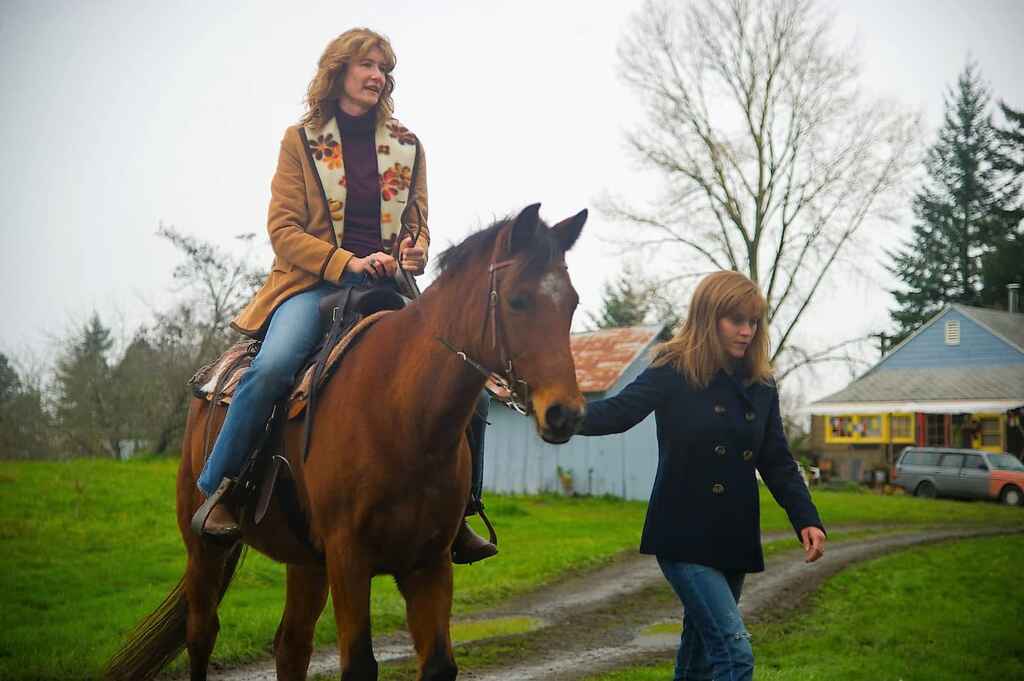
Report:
187,282,409,533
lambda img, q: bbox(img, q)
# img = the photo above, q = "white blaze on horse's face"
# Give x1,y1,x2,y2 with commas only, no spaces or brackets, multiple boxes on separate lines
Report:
538,267,574,311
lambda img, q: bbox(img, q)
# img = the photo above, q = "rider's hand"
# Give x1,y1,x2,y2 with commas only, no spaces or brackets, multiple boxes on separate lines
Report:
346,252,397,279
399,237,426,275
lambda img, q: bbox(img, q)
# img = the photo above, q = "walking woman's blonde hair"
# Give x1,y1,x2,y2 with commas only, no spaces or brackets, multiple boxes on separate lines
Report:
301,28,397,130
651,271,773,388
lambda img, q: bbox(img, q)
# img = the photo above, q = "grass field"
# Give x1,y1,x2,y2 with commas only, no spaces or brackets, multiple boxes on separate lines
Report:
1,457,1021,680
586,534,1024,681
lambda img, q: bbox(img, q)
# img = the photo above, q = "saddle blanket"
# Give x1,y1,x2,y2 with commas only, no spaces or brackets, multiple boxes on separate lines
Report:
189,310,392,418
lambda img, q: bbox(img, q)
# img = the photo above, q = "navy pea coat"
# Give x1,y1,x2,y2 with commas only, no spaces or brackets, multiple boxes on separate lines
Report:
580,363,824,573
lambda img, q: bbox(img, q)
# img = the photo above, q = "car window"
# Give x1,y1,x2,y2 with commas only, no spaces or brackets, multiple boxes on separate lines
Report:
919,451,940,466
987,454,1024,471
900,450,920,465
939,453,965,468
962,454,986,471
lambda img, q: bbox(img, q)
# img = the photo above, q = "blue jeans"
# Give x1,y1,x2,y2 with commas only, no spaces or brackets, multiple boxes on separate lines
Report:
197,276,368,496
656,558,753,681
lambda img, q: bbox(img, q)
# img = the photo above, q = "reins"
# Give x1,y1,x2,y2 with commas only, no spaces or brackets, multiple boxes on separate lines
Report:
435,255,532,416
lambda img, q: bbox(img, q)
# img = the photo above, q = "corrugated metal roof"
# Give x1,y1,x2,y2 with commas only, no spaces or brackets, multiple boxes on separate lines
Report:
571,325,662,394
813,365,1024,405
955,304,1024,352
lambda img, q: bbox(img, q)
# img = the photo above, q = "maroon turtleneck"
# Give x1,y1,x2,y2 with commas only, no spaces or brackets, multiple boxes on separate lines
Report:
336,109,382,257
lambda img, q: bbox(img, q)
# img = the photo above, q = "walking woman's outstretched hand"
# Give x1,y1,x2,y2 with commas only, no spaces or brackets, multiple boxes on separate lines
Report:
800,526,826,563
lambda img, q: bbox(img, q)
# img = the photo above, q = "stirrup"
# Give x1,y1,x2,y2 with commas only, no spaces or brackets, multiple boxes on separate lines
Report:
451,520,498,565
190,478,240,541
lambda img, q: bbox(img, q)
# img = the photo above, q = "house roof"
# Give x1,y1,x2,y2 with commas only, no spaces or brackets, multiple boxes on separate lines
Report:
955,304,1024,352
877,303,1024,365
570,325,663,394
806,365,1024,414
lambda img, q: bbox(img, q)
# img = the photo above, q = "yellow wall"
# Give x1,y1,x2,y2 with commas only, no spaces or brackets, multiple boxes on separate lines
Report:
824,413,915,444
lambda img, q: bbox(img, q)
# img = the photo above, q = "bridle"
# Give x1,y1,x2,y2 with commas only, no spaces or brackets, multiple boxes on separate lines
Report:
436,255,532,416
399,203,531,414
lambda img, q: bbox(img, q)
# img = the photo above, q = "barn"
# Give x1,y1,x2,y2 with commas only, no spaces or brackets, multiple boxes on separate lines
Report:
483,325,663,500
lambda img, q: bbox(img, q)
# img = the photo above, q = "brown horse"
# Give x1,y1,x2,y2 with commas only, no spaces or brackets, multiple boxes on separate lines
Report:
104,204,588,681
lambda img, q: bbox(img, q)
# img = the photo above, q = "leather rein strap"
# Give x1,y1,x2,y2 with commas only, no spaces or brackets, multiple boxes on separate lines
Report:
436,255,532,416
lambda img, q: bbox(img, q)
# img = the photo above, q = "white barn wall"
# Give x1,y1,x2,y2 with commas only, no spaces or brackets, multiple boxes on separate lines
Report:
483,347,660,501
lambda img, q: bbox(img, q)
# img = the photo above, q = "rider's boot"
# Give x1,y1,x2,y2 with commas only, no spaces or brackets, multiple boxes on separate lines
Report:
190,477,242,541
452,395,498,565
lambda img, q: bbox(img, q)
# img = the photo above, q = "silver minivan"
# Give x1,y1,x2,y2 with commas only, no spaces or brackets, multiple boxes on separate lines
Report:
893,446,1024,505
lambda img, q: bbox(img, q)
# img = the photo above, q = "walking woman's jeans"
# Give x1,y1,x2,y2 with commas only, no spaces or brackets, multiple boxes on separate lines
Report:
656,558,753,681
196,282,341,496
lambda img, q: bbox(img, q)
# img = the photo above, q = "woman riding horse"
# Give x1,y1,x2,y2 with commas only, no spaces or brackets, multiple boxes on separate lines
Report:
193,27,495,563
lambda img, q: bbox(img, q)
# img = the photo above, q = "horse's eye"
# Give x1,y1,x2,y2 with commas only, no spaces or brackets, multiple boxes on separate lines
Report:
507,295,530,311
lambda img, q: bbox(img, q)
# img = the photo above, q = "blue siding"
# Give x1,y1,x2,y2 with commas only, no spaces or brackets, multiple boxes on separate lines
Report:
880,309,1024,370
484,402,658,500
483,338,662,501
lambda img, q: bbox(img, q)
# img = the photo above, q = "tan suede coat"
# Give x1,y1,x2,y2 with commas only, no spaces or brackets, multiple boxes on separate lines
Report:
232,120,429,338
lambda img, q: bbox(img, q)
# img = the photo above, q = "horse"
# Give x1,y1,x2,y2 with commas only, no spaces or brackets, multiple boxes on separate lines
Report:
104,203,588,681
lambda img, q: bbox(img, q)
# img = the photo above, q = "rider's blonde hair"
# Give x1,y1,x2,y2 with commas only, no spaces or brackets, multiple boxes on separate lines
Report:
301,28,397,130
651,271,773,388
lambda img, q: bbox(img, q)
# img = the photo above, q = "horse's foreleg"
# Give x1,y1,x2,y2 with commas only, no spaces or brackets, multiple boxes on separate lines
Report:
182,541,233,681
396,557,457,681
326,548,377,681
274,563,329,681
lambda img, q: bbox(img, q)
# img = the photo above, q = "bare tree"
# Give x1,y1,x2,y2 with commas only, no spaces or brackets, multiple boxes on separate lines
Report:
130,225,266,453
604,0,919,378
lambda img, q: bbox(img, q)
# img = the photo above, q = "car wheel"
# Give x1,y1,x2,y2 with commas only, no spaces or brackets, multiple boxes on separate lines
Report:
915,481,937,499
1000,485,1023,507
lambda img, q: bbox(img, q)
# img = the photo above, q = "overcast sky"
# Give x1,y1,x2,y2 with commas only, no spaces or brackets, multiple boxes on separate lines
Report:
2,0,1022,402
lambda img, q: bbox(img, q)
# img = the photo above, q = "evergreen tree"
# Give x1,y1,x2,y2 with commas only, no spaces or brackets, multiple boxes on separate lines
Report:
981,100,1024,309
54,313,120,456
589,265,681,340
994,101,1024,175
888,64,1018,340
588,265,652,330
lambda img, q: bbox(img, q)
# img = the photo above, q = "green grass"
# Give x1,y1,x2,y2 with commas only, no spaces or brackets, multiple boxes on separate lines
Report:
586,534,1024,681
0,458,1020,680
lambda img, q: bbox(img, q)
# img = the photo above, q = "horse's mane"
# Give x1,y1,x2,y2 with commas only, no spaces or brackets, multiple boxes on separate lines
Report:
434,215,562,282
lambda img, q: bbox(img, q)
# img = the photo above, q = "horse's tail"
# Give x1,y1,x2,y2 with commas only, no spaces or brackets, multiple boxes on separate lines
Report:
102,542,246,681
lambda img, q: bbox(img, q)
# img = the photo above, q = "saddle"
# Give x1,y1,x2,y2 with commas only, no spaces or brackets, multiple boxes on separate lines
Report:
187,283,407,532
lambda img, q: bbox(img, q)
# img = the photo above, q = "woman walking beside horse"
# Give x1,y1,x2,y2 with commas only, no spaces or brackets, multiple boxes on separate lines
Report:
106,25,590,681
192,27,495,563
578,271,827,681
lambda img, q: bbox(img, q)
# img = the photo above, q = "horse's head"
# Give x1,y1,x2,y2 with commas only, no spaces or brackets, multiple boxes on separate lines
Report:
435,204,588,443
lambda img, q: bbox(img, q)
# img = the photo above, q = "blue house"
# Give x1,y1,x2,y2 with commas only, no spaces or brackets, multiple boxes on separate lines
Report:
807,303,1024,481
484,325,663,500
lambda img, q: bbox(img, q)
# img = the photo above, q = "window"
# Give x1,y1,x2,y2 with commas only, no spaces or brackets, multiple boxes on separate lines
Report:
980,417,1001,448
939,453,965,468
891,414,914,441
945,320,960,345
987,454,1024,471
862,415,883,438
925,415,945,446
962,454,986,471
919,451,940,466
828,416,856,439
901,450,923,465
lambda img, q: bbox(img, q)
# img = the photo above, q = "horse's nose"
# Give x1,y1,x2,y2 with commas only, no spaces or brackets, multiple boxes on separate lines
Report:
545,403,584,439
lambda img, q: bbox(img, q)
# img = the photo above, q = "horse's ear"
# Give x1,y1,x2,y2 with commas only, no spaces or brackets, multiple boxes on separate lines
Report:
551,208,587,252
506,203,542,254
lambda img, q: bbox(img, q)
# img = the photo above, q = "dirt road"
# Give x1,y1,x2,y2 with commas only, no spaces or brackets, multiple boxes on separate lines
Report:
205,525,1020,681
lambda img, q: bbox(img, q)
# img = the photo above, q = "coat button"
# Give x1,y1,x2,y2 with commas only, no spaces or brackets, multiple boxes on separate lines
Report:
745,411,756,422
714,405,726,414
712,483,725,495
743,449,753,461
714,444,727,455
